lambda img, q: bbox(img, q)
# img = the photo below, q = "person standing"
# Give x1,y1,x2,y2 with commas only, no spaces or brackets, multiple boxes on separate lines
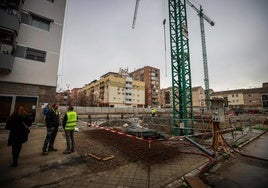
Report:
42,104,59,155
62,106,77,154
151,108,156,117
43,104,50,117
5,106,32,167
42,104,50,122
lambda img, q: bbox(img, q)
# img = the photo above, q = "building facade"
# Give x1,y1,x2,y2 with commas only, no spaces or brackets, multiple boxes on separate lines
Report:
79,69,145,107
130,66,160,107
159,83,268,113
0,0,66,123
159,87,172,108
192,86,206,112
160,86,207,112
211,83,268,111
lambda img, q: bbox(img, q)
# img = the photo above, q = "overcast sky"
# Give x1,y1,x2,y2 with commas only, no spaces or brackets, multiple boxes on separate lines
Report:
58,0,268,92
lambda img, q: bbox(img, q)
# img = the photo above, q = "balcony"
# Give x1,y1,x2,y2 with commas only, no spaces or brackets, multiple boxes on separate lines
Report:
125,95,132,100
125,83,132,88
0,9,20,35
3,0,22,10
0,53,14,73
152,91,159,97
125,100,132,104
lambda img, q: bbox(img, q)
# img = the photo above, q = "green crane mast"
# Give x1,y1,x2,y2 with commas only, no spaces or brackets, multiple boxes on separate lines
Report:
168,0,193,135
132,0,193,135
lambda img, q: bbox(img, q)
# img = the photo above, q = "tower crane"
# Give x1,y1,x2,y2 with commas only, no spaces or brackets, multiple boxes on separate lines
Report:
131,0,213,135
132,0,140,29
186,0,215,110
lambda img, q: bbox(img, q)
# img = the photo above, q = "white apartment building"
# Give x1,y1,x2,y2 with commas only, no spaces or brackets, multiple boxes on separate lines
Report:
0,0,66,123
79,70,145,108
192,86,206,112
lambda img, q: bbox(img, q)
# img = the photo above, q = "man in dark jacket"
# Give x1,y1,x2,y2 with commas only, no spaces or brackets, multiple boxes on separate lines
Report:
42,104,59,155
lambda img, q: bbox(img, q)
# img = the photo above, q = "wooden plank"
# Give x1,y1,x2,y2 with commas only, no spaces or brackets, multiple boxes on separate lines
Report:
87,153,102,160
184,176,208,188
102,155,115,161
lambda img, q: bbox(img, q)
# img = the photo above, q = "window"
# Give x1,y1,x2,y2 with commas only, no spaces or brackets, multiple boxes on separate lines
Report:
15,46,47,62
21,11,52,31
25,48,46,62
31,15,50,31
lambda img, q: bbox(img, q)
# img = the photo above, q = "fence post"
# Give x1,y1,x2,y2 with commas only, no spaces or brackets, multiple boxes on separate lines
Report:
88,114,91,125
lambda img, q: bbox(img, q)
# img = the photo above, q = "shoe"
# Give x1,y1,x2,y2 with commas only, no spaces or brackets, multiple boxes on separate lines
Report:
63,150,71,154
48,148,58,151
71,149,75,153
42,151,49,155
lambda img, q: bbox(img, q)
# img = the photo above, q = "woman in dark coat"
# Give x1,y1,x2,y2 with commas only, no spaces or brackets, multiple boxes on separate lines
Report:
6,106,32,167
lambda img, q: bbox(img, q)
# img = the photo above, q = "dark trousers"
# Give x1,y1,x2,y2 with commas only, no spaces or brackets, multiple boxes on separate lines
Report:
64,130,75,151
42,127,58,152
12,143,22,164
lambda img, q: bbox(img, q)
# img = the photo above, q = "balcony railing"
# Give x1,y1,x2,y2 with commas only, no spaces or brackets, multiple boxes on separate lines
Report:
0,9,20,35
0,53,14,73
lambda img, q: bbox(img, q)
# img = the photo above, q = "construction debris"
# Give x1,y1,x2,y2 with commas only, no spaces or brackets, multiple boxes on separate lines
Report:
102,155,115,161
184,176,208,188
87,153,115,161
87,153,102,160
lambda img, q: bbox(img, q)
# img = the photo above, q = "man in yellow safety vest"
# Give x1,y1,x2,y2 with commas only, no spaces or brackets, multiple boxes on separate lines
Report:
62,106,77,154
151,108,156,117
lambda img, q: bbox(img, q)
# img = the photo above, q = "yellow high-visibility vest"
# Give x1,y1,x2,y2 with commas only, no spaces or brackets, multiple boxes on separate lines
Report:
65,111,77,131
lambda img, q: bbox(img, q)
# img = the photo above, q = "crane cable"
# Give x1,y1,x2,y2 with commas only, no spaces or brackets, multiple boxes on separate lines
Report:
163,19,167,77
162,0,167,77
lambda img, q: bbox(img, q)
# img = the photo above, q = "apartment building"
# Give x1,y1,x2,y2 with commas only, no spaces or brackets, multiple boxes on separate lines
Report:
130,66,160,107
211,83,268,111
0,0,66,123
70,88,80,106
159,87,172,108
158,83,268,112
79,69,145,107
160,86,207,112
192,86,206,111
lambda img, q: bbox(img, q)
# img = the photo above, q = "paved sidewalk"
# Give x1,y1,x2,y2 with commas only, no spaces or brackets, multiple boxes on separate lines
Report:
0,126,88,188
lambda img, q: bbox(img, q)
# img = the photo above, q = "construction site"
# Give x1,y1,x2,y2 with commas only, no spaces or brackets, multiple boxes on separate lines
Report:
0,109,267,187
66,106,268,188
1,0,268,187
2,108,268,188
